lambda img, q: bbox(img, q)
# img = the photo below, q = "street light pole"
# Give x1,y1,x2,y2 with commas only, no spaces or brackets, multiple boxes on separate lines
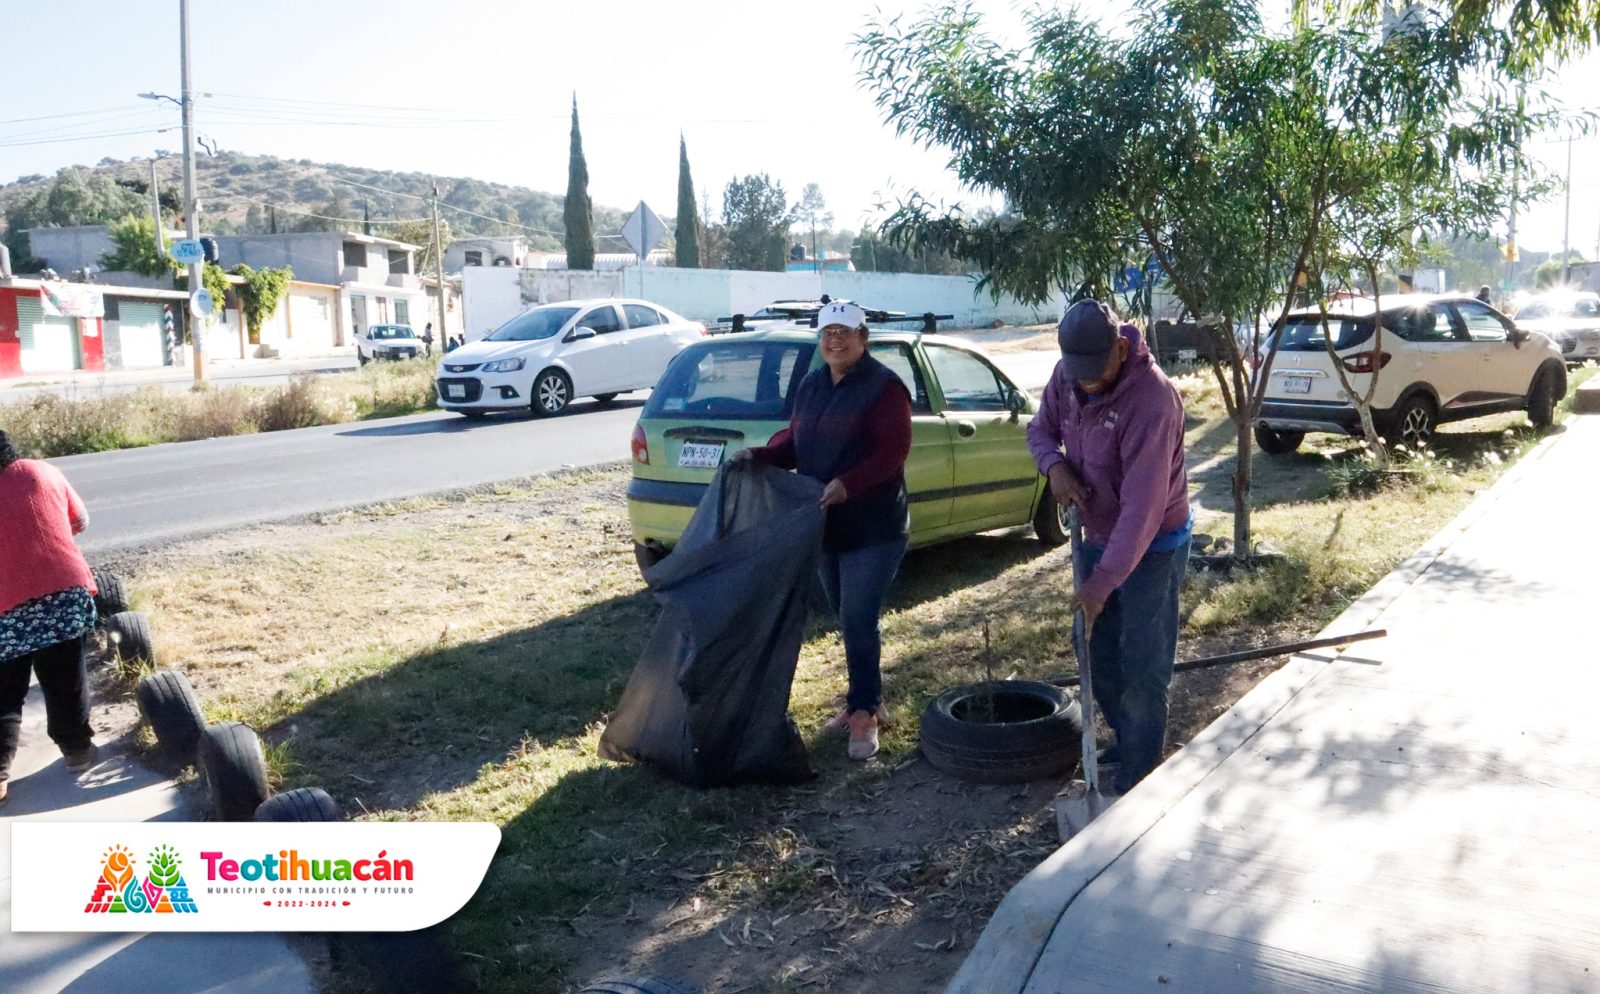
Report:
431,181,449,348
179,0,207,383
1562,136,1574,286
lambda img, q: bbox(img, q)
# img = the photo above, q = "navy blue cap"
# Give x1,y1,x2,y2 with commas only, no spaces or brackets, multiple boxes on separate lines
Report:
1058,300,1119,379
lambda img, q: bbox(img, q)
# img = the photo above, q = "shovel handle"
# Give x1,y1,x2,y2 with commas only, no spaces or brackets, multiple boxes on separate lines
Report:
1067,506,1099,795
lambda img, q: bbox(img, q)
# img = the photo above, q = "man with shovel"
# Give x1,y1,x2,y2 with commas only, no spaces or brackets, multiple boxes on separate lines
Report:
1028,299,1192,794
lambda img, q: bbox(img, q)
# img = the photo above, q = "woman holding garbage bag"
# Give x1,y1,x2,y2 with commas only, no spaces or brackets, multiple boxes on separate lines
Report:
733,300,912,760
0,431,99,805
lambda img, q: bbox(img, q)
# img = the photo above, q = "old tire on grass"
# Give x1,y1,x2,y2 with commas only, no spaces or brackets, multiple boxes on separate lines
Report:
199,722,270,821
135,669,206,761
255,786,342,822
103,611,154,666
91,570,130,617
1032,494,1068,547
342,928,466,994
920,680,1083,785
579,978,699,994
1253,424,1304,455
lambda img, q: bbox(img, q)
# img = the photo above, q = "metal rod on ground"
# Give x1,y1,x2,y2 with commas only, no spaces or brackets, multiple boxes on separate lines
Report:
1049,628,1388,689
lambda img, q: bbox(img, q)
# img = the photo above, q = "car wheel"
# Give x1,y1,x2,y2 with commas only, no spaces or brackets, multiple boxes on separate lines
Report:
1032,493,1068,547
104,610,154,666
1527,364,1563,428
594,392,620,405
919,680,1084,784
199,722,271,821
91,569,130,618
358,352,369,367
135,669,207,762
1253,424,1304,455
1385,394,1435,451
532,368,573,417
256,786,342,822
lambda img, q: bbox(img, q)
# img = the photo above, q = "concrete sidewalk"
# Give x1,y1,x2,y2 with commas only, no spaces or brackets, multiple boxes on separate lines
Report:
954,412,1600,993
0,687,315,992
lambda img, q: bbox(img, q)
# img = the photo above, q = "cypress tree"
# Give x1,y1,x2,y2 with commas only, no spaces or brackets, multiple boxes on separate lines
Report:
564,94,595,270
675,133,701,268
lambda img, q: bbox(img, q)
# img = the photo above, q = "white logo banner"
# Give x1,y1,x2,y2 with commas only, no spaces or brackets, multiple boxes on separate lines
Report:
11,822,500,932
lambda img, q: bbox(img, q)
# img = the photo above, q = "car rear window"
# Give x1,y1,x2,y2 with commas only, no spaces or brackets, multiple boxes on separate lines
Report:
1272,316,1375,351
644,341,816,420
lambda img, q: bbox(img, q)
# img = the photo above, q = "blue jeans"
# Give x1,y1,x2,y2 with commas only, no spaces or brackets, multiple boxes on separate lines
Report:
1074,537,1190,792
818,536,908,715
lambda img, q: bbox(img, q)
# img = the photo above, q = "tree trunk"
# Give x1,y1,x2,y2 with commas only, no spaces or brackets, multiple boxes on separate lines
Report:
1356,404,1388,469
1232,416,1253,557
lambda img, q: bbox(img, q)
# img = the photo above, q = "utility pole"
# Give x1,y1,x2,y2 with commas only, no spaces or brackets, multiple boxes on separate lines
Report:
1562,136,1574,285
179,0,207,383
431,181,449,348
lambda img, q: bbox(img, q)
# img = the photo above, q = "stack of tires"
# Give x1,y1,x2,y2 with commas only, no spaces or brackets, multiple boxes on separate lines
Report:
98,567,340,824
89,568,156,671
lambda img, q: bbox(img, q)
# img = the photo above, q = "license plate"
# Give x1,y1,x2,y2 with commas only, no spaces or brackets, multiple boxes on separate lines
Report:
1178,348,1198,361
1283,376,1313,394
444,384,465,399
677,442,725,468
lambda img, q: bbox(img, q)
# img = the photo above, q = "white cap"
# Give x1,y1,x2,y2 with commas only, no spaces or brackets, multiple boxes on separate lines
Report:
816,301,867,330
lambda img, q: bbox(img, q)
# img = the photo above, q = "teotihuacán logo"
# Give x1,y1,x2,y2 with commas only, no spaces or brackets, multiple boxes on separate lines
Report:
84,843,200,915
13,822,499,932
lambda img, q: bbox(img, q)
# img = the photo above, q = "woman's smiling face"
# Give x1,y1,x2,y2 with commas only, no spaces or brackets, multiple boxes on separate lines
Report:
820,324,867,373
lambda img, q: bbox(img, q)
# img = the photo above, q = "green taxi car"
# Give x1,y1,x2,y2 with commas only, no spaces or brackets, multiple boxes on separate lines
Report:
626,329,1068,573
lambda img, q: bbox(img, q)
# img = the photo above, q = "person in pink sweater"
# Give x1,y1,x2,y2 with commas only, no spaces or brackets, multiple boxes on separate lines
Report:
1027,300,1191,794
0,431,99,804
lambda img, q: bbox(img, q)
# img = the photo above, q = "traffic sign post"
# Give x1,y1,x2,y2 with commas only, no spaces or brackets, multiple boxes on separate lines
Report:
621,201,667,298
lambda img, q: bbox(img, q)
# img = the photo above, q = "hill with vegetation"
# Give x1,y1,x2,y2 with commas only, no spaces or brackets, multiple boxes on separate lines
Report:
0,151,643,268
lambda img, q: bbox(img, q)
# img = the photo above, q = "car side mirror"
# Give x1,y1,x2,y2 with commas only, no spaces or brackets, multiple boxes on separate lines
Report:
566,327,596,342
1006,387,1027,422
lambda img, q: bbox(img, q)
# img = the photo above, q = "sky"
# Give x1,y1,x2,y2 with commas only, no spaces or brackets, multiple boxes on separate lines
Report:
2,0,1597,257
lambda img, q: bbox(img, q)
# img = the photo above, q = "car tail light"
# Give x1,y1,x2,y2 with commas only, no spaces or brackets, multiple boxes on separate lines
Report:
1341,351,1392,373
694,322,708,337
630,423,649,464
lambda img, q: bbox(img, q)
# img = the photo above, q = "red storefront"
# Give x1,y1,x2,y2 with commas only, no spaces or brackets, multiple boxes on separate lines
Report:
0,281,107,379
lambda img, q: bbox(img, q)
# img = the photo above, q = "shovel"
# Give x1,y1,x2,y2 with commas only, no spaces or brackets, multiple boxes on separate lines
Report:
1055,505,1115,839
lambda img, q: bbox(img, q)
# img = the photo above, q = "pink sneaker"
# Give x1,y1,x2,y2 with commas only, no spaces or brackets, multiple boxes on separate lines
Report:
823,707,851,734
847,711,879,761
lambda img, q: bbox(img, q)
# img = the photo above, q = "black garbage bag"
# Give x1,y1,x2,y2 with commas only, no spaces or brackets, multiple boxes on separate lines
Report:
598,461,823,788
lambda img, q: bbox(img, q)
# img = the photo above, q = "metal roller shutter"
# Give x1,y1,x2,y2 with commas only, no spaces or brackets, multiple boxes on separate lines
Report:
16,296,79,373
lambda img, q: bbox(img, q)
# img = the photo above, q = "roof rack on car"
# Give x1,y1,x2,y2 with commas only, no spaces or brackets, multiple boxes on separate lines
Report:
713,307,956,334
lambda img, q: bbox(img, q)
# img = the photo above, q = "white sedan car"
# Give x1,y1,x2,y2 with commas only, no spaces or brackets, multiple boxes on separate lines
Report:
356,323,422,364
1513,291,1600,365
436,299,707,418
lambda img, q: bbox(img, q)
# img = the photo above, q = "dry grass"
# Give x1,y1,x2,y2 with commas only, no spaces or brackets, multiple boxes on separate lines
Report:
110,373,1583,993
0,358,437,457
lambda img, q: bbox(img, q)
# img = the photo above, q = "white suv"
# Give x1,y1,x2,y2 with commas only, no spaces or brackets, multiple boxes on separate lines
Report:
437,298,707,419
1254,293,1568,453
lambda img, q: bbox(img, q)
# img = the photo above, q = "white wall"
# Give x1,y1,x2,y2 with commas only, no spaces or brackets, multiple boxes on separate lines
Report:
461,265,1052,341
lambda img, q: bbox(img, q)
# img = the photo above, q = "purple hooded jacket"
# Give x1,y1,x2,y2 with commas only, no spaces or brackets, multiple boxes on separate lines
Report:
1026,323,1190,603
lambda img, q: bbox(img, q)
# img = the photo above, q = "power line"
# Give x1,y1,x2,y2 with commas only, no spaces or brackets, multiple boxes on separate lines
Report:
194,185,430,226
329,176,629,242
0,104,145,126
0,126,173,149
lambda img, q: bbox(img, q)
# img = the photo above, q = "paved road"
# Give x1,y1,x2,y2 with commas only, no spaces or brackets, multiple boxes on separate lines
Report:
59,348,1062,558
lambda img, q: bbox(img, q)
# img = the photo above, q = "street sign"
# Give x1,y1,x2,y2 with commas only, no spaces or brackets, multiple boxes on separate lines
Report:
1114,266,1144,293
189,289,213,317
171,239,204,266
620,201,667,260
